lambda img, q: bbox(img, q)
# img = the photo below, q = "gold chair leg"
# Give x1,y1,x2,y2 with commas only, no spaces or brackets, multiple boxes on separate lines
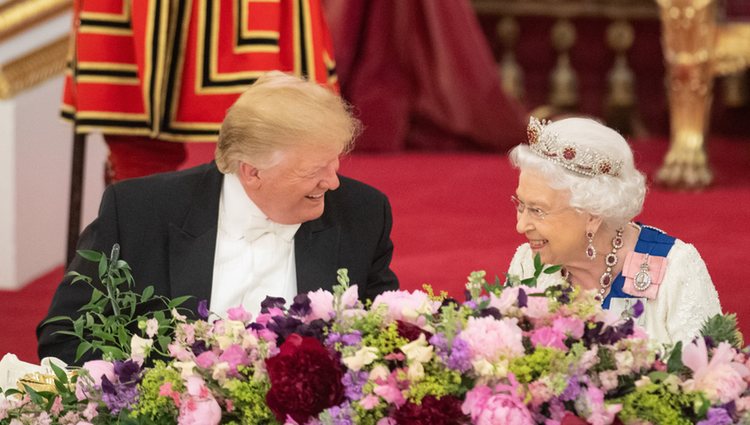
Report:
656,0,717,189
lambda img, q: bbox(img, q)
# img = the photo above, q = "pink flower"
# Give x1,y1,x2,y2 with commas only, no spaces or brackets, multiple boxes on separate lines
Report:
462,384,534,425
341,285,359,308
306,289,335,322
168,343,192,361
489,287,520,314
82,401,99,421
552,316,584,339
195,351,219,369
682,339,750,403
371,290,440,325
578,386,621,425
461,316,525,362
530,326,567,350
50,395,63,416
359,394,380,410
76,360,115,401
219,344,249,377
159,382,182,407
226,306,252,322
373,382,406,406
178,396,221,425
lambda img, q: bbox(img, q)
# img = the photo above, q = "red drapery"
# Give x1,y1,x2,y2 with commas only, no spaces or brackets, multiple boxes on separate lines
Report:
324,0,526,152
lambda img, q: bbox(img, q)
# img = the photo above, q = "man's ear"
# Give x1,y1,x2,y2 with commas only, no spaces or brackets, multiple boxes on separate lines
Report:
238,161,261,189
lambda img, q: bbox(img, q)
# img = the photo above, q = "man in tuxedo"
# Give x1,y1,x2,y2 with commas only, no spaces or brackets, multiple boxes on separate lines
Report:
38,71,399,364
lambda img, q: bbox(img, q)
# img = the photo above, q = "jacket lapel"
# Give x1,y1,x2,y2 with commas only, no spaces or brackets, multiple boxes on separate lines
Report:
168,164,223,311
295,214,340,294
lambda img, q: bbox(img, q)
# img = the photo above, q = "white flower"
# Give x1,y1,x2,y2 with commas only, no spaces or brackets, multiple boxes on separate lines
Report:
130,335,153,363
173,361,197,379
407,361,425,381
369,364,390,381
342,346,380,371
171,308,187,322
400,334,433,364
145,318,159,338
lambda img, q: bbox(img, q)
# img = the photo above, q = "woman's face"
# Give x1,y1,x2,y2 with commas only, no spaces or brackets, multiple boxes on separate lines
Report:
514,169,590,266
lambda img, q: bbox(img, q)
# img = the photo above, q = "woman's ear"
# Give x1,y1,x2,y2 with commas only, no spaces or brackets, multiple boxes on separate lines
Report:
238,161,261,189
586,214,604,235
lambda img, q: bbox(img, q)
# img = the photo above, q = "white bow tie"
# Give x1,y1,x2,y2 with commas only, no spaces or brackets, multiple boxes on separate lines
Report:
243,219,299,243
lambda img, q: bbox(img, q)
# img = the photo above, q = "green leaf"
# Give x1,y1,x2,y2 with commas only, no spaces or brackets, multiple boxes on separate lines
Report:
22,384,46,405
666,341,684,373
158,335,171,352
77,250,103,262
98,255,108,280
533,253,542,271
50,362,68,384
42,315,73,324
168,295,192,308
75,341,92,361
543,265,563,274
141,285,154,301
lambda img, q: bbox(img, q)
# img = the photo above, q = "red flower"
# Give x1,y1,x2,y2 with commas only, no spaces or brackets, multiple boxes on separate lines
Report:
560,412,589,425
265,334,344,423
397,320,433,342
392,395,468,425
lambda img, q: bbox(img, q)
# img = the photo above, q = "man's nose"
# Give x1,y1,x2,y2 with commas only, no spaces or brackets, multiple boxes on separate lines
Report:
320,163,340,190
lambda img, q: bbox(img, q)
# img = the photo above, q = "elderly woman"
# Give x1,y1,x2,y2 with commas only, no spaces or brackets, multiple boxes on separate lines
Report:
507,116,721,345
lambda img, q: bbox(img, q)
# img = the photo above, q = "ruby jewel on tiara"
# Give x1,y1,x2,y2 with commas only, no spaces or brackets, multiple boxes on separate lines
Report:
525,117,623,178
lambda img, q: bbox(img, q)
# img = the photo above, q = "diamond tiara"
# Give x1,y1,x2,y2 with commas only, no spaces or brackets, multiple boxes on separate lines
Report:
525,116,623,178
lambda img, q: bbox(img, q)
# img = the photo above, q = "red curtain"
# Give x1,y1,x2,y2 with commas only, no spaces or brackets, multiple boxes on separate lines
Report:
324,0,526,152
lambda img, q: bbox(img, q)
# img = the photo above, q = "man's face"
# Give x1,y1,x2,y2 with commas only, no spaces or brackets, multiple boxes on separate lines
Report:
242,145,342,224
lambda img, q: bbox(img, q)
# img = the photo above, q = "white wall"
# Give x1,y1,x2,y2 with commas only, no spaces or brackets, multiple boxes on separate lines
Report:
0,76,107,289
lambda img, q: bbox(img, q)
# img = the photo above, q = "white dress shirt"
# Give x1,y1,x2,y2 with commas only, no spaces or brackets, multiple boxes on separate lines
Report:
210,173,301,319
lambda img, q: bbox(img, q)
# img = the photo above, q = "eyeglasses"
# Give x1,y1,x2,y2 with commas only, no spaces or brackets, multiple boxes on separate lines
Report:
510,195,567,221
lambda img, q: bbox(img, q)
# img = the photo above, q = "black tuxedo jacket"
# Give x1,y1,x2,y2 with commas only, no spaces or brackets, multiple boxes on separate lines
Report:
38,162,398,363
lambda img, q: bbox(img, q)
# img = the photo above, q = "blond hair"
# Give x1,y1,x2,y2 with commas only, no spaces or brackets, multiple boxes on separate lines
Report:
215,71,360,173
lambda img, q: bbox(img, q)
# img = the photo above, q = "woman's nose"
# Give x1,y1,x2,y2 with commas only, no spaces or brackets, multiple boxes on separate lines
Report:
515,211,532,234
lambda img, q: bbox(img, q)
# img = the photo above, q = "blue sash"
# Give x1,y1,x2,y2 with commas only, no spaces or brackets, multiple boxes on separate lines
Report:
602,225,676,309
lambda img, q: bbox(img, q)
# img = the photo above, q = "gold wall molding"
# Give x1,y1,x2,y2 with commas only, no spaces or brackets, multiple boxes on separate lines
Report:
0,0,71,42
0,35,69,99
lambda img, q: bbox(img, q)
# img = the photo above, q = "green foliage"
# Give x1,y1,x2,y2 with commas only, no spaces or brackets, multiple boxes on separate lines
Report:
615,378,708,424
407,361,466,403
504,253,562,289
130,361,182,424
43,244,190,361
224,375,278,424
509,347,565,384
701,313,744,349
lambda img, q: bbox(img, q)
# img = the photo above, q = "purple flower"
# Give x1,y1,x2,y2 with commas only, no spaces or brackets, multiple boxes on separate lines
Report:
261,296,287,313
113,360,141,384
697,407,734,425
517,288,528,308
447,337,472,373
191,340,209,356
560,376,581,401
342,370,369,400
478,307,502,320
322,402,355,425
197,300,209,320
289,293,312,317
100,375,139,414
632,299,644,318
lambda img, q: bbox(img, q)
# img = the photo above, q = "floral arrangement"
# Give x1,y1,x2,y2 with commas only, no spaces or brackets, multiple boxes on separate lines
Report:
2,248,750,424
